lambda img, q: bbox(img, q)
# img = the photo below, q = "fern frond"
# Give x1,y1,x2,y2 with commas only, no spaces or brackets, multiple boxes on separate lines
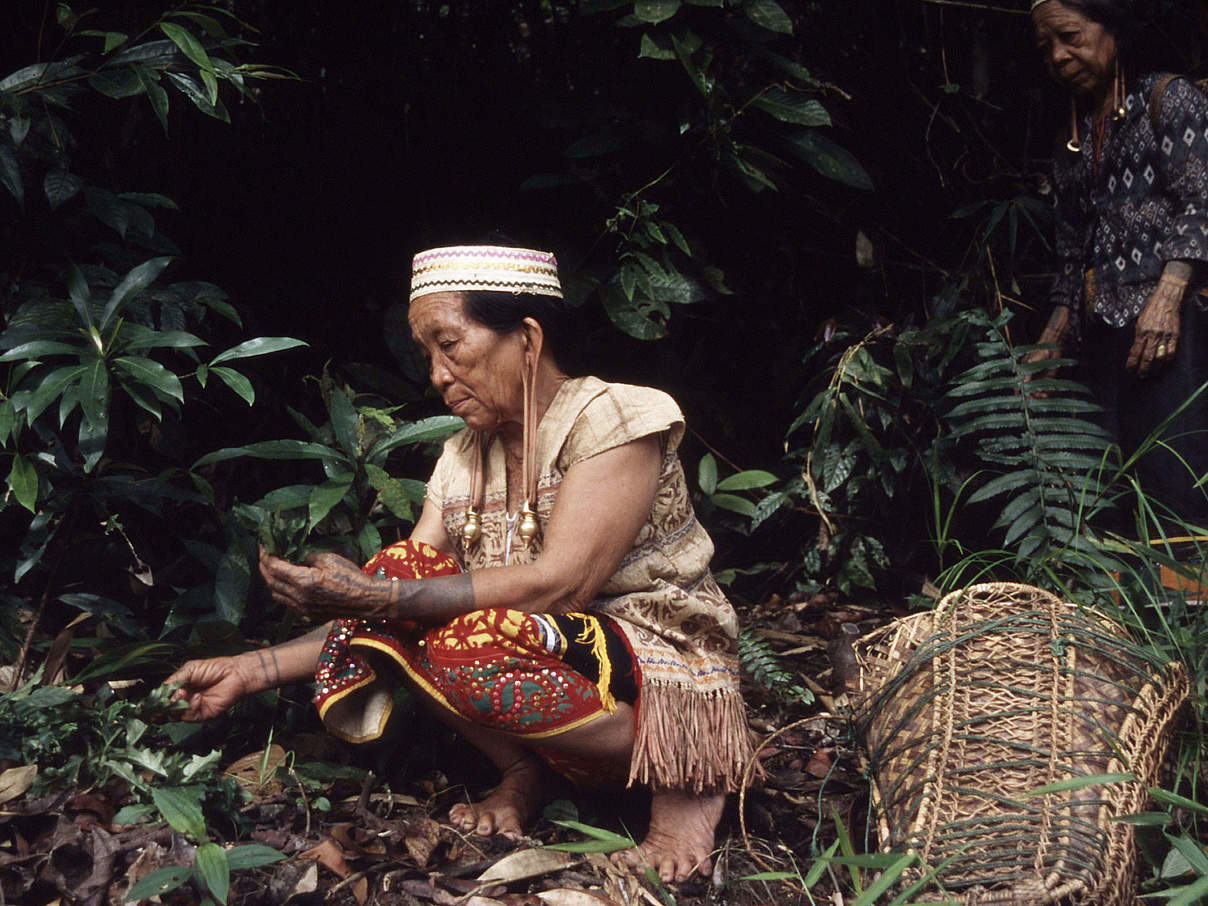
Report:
945,310,1115,574
739,630,814,707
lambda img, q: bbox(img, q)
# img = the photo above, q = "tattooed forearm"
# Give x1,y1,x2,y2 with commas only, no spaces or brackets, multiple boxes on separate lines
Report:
384,573,475,624
255,649,272,686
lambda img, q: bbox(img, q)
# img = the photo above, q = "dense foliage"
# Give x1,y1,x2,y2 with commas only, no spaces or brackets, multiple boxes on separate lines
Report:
3,1,1208,903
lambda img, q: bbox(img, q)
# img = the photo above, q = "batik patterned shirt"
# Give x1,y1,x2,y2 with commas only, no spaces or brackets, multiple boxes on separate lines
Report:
1050,73,1208,328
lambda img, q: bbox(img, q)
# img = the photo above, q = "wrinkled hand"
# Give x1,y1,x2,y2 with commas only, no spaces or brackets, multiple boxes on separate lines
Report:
165,656,254,721
259,548,389,621
1127,276,1184,378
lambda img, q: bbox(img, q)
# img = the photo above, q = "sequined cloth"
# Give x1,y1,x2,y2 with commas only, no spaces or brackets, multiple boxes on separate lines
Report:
313,540,639,783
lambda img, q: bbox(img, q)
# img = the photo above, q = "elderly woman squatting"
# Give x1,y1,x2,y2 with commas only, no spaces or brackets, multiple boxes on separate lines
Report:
166,245,752,883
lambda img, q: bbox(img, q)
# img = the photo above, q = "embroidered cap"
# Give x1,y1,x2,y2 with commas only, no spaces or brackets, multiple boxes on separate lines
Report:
410,245,563,303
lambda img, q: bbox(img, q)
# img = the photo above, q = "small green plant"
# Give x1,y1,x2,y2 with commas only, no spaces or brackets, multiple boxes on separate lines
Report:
196,370,462,562
738,630,812,707
124,841,285,905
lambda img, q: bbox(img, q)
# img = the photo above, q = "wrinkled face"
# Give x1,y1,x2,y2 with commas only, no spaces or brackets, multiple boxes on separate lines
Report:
408,291,526,432
1032,1,1118,97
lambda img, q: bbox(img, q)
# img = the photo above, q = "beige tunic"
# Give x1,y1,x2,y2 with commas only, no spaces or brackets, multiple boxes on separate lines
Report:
426,376,751,792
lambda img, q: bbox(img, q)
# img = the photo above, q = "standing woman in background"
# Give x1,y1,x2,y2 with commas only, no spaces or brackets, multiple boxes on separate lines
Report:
1029,0,1208,521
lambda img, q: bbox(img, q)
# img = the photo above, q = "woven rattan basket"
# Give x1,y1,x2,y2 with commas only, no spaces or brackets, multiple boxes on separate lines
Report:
852,582,1188,905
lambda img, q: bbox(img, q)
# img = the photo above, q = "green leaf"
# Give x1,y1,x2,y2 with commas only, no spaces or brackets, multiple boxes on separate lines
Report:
44,170,83,209
850,853,916,906
7,454,37,512
634,0,681,24
113,356,185,404
214,539,251,625
601,285,667,340
716,469,778,491
0,340,80,362
103,31,129,53
744,0,793,34
195,843,230,904
357,521,382,560
88,69,143,98
159,21,215,73
0,399,14,446
102,257,174,330
365,463,413,520
78,355,110,430
752,88,830,126
24,364,86,423
138,68,170,132
9,116,30,145
788,130,874,191
166,72,228,121
193,440,351,469
711,493,756,516
698,452,718,495
1167,876,1208,906
328,384,358,455
224,844,285,871
545,819,635,852
209,336,307,366
86,187,130,238
0,146,24,208
1149,787,1208,818
365,415,464,461
122,326,207,352
1020,772,1135,798
210,366,255,405
124,865,192,902
638,33,675,60
151,786,206,839
308,475,354,530
1109,812,1172,826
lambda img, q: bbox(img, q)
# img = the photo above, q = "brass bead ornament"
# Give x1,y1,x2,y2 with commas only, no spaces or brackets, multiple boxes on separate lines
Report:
518,501,539,549
462,506,483,546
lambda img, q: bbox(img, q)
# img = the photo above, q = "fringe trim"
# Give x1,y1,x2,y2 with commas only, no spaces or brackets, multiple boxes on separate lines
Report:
627,678,754,794
576,615,617,714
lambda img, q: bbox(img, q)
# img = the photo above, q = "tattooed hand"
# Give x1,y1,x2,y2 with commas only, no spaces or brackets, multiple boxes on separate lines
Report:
165,656,257,721
259,548,393,622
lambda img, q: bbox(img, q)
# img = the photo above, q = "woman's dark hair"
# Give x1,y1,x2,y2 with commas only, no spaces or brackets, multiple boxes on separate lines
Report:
462,288,575,371
456,232,577,372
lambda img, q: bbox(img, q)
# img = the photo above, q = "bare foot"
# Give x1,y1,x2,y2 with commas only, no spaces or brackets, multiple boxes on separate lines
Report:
613,789,725,883
449,755,543,839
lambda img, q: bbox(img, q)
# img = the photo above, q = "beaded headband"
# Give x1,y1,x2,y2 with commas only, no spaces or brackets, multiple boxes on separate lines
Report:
409,245,563,303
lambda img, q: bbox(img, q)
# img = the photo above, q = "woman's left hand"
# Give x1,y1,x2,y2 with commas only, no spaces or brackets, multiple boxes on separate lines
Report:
259,548,390,621
1128,269,1189,377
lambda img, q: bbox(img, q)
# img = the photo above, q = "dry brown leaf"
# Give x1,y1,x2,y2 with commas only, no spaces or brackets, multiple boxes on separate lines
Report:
0,765,37,805
477,848,574,883
268,861,319,904
404,815,441,866
224,745,287,797
299,839,367,903
536,889,624,906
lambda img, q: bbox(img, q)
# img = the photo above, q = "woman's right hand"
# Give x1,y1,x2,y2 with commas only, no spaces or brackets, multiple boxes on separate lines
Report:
165,656,257,721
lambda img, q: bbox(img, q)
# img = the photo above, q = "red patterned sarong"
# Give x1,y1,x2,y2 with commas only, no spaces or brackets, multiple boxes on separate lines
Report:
313,540,638,783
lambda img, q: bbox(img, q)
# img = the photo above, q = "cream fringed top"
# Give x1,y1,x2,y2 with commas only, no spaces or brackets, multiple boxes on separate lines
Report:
426,376,751,792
